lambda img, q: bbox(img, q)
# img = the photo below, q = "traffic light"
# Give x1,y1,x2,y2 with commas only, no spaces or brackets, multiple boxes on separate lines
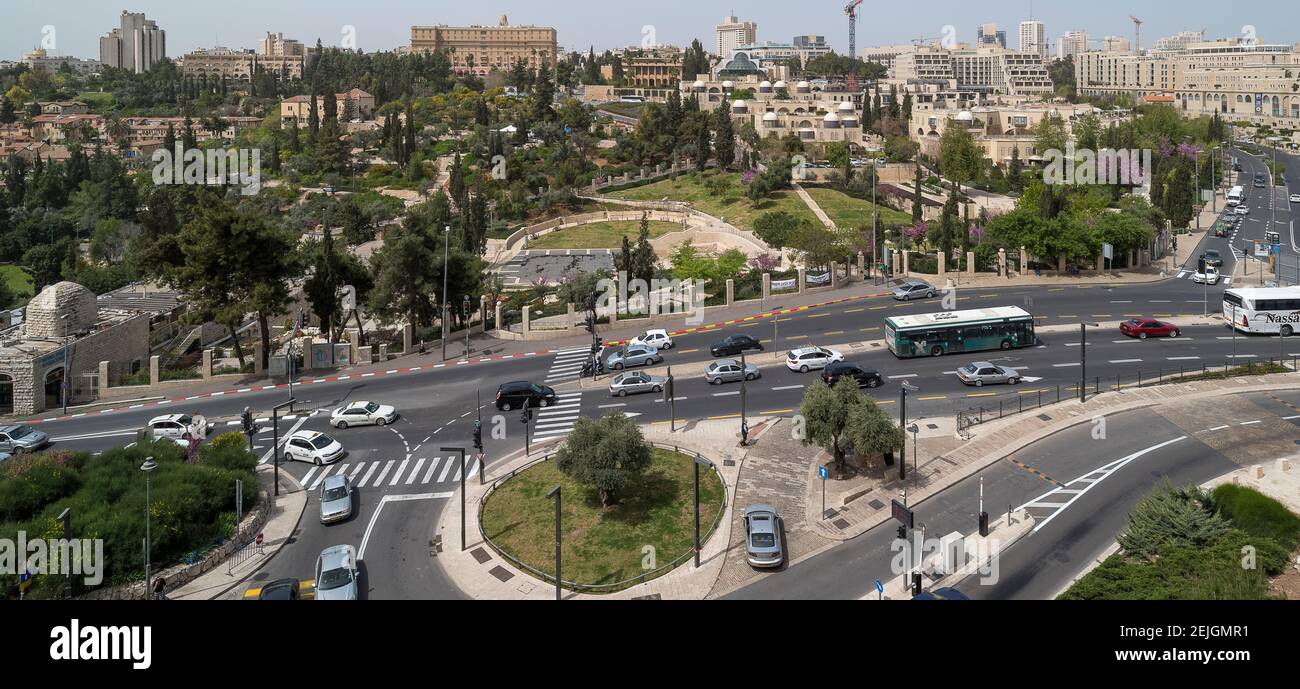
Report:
473,421,483,450
241,409,253,434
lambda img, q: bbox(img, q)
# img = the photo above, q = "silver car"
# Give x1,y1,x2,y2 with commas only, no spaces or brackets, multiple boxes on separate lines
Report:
319,475,353,524
743,505,785,568
314,545,359,601
0,425,51,454
956,362,1021,387
608,371,666,397
705,359,760,385
892,280,936,301
606,344,662,370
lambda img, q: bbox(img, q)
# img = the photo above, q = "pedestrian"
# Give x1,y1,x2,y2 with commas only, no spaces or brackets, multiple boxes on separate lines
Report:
152,576,167,600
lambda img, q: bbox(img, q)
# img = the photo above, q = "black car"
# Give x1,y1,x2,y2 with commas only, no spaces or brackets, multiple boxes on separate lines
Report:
1201,250,1223,267
710,335,764,357
821,363,883,389
257,578,301,600
495,381,558,411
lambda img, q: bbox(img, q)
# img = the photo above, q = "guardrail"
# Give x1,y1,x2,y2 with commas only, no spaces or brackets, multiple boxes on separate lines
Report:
476,440,728,594
955,356,1297,435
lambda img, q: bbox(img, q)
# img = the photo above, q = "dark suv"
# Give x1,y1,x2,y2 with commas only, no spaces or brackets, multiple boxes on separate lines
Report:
495,381,558,411
710,335,764,357
821,363,883,389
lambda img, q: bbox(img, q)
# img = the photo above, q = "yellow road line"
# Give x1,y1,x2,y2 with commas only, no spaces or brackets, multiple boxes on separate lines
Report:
966,393,998,398
708,414,741,420
845,308,866,314
918,396,947,401
825,330,845,336
759,409,794,415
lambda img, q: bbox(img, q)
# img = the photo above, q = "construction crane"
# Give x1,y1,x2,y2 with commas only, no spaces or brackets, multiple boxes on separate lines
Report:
1130,15,1143,54
845,0,865,59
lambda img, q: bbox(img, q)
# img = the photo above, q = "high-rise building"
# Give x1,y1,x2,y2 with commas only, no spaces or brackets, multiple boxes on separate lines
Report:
260,32,306,57
977,23,1007,49
99,11,166,73
716,15,757,58
1019,21,1047,59
1056,31,1089,60
410,15,557,77
1102,36,1132,53
1152,31,1205,53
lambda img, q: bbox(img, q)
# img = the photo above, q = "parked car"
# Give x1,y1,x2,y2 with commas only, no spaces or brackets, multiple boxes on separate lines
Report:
494,381,558,411
605,343,662,370
0,424,51,454
283,430,346,466
608,371,666,397
630,328,674,350
330,401,398,429
955,362,1021,387
1201,250,1223,267
785,346,844,373
892,279,936,301
1290,194,1300,204
146,414,208,443
0,452,11,463
256,578,302,600
821,363,883,389
705,359,761,385
313,545,359,601
319,475,354,524
1119,318,1182,339
1192,266,1220,285
1235,205,1250,215
710,334,763,357
743,505,785,568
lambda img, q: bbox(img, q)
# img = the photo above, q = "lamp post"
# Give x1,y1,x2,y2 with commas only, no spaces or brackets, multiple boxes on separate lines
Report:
907,422,919,489
462,295,471,358
442,446,467,551
693,454,714,568
521,406,532,456
271,398,296,498
546,485,561,601
58,508,71,599
899,382,918,481
140,456,156,599
739,350,749,446
442,225,450,361
1080,322,1099,402
60,313,70,414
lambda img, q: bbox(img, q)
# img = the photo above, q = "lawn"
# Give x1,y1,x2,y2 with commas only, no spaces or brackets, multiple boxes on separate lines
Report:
603,171,821,231
75,91,115,109
0,264,34,307
526,220,680,249
481,447,725,591
804,187,913,229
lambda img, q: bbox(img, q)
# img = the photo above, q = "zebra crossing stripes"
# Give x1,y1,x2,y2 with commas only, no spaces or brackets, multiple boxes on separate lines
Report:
545,347,591,383
1174,270,1233,285
533,392,585,439
298,454,483,493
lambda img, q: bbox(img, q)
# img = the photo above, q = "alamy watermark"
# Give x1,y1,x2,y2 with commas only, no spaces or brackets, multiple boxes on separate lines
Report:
1,531,104,587
152,144,262,195
1042,144,1152,187
598,271,708,326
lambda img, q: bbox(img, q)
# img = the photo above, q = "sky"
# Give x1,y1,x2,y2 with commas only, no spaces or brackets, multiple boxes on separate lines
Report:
2,0,1297,61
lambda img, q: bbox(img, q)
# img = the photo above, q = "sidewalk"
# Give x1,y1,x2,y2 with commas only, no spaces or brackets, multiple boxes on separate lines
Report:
170,463,307,601
435,419,751,600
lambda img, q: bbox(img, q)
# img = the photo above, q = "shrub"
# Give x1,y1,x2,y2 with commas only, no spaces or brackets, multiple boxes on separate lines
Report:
1211,484,1300,552
202,433,258,474
1118,482,1229,560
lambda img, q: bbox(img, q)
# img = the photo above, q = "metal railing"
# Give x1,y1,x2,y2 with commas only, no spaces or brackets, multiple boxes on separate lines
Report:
955,357,1297,431
477,441,729,594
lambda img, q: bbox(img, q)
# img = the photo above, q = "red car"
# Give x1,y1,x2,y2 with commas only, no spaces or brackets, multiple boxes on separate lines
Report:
1120,318,1181,339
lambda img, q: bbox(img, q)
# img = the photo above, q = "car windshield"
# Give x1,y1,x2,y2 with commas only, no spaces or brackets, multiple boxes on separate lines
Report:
364,402,380,413
323,486,349,501
309,435,337,450
961,364,978,373
750,533,777,548
8,426,31,439
317,566,353,590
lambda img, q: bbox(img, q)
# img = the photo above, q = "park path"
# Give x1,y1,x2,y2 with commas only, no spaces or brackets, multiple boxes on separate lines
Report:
792,183,836,229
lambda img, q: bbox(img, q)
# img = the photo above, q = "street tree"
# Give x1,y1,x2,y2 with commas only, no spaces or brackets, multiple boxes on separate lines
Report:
798,378,867,476
555,412,652,507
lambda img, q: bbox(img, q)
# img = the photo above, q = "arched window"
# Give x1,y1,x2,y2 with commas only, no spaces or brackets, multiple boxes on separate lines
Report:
0,373,12,414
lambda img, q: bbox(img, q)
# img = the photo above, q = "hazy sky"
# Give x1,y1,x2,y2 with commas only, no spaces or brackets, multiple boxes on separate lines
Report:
3,0,1296,61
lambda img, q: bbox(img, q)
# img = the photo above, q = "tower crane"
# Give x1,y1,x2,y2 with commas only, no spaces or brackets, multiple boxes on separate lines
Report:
1130,15,1143,54
845,0,865,58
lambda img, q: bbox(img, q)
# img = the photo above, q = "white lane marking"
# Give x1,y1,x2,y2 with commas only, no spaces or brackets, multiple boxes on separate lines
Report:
599,403,627,409
772,385,806,391
422,457,441,483
349,463,365,479
389,459,410,486
713,391,740,397
1053,363,1081,368
533,428,574,438
888,374,918,380
437,458,455,483
373,460,396,486
1109,359,1143,364
1240,420,1263,426
1167,356,1201,361
407,458,426,484
358,493,452,560
301,466,320,487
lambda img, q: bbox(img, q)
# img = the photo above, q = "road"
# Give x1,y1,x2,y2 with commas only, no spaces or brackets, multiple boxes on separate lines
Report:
1228,145,1298,284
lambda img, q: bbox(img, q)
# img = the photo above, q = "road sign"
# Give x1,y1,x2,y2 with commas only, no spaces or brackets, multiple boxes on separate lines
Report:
255,532,264,547
818,466,830,481
891,499,914,529
875,579,884,594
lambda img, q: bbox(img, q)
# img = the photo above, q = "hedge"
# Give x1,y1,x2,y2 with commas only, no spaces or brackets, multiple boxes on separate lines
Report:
1212,484,1300,552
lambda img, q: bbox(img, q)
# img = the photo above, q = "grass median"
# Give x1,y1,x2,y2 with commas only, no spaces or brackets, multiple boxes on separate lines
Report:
481,447,724,592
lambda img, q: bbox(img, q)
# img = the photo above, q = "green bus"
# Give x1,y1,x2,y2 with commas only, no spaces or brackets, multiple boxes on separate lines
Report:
885,307,1037,359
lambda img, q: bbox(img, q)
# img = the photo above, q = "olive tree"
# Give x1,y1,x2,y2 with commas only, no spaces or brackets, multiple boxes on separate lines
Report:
555,413,651,507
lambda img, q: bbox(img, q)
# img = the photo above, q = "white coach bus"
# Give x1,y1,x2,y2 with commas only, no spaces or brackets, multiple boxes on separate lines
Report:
1223,287,1300,335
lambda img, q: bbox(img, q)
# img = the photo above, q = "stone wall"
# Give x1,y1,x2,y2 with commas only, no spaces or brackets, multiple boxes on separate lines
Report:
0,313,151,416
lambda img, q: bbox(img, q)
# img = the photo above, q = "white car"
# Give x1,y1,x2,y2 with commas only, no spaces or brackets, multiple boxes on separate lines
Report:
283,431,346,466
1192,267,1220,285
1235,205,1250,215
147,414,208,443
785,346,845,373
630,329,674,350
330,401,398,429
1290,194,1300,204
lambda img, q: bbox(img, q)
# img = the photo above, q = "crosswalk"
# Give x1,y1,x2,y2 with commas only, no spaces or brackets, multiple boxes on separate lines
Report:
546,346,590,384
1174,269,1234,284
298,452,482,492
532,392,585,439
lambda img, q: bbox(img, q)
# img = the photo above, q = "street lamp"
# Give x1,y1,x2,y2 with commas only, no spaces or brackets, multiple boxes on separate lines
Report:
442,225,450,361
521,406,532,456
442,446,467,551
1080,322,1099,402
462,295,471,358
271,398,296,497
546,485,562,601
693,454,714,568
60,313,71,414
140,456,157,599
739,350,749,446
899,382,918,481
907,422,919,489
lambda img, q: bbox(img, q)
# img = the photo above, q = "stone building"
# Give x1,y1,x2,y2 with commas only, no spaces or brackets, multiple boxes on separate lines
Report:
0,282,150,416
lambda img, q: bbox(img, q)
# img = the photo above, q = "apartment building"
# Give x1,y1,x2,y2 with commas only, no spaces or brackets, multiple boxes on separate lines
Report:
910,101,1119,164
99,11,166,73
20,49,101,75
1152,31,1205,54
280,89,377,126
409,16,557,77
977,24,1007,49
1019,21,1047,60
1102,36,1132,53
180,45,307,80
862,44,917,75
1075,39,1300,126
1056,31,1089,60
623,49,684,89
716,15,758,58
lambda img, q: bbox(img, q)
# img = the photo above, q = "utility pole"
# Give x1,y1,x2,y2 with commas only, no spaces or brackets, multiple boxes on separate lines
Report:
1080,322,1098,402
442,225,450,361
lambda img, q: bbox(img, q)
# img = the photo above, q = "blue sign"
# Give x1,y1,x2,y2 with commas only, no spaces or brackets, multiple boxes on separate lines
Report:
818,466,830,480
875,579,884,594
1272,243,1282,256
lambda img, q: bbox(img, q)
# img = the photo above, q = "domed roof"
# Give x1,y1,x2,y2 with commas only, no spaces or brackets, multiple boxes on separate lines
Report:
823,112,840,122
731,99,748,109
759,80,773,88
693,80,706,89
773,80,787,89
25,281,98,339
762,112,779,121
955,110,974,121
796,81,810,89
838,102,855,112
721,80,735,89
